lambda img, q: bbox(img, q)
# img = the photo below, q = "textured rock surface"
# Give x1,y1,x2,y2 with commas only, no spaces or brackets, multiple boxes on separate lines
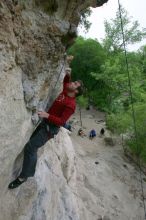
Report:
0,128,80,220
0,0,108,219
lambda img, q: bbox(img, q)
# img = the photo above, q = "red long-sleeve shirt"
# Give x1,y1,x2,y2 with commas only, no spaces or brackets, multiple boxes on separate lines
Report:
47,74,76,126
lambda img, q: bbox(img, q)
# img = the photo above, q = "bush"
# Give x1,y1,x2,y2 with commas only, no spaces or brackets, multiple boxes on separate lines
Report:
77,96,88,108
106,112,132,134
107,103,146,162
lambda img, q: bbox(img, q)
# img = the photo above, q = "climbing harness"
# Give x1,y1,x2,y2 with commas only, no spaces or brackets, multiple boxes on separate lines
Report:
118,0,146,218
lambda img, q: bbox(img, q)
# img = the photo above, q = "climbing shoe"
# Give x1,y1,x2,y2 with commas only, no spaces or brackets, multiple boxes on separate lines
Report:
8,177,27,189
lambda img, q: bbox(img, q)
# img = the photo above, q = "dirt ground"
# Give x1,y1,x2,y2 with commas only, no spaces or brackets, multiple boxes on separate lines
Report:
69,107,146,220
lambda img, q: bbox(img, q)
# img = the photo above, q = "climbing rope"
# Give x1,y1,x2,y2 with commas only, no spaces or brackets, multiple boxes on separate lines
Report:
45,53,67,112
118,0,146,218
79,107,83,127
33,53,66,132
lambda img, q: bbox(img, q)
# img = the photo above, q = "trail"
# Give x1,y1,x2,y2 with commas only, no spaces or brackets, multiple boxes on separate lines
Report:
70,107,146,220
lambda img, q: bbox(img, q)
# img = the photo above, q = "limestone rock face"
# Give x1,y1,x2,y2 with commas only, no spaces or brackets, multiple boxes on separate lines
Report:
0,0,108,219
0,128,79,220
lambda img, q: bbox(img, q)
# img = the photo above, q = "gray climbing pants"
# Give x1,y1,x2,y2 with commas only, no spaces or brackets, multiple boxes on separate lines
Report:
19,121,59,178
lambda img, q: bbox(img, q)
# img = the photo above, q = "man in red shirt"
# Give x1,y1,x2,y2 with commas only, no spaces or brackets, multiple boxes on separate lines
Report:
8,69,83,189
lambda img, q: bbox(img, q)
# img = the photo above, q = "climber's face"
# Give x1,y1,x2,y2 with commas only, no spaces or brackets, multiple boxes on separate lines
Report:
67,81,81,94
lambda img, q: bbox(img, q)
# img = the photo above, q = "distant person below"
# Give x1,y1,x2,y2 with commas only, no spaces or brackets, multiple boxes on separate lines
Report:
89,129,96,140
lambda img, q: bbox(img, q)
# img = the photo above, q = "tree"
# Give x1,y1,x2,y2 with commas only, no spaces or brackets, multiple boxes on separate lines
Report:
103,5,146,52
138,45,146,75
68,37,106,90
79,8,92,33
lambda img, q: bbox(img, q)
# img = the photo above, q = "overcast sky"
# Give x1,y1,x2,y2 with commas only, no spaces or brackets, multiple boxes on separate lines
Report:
79,0,146,51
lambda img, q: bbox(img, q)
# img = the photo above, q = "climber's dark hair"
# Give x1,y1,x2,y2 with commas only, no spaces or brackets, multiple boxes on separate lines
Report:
76,80,84,97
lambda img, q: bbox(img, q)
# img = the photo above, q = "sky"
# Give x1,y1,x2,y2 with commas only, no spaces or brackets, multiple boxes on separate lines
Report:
79,0,146,51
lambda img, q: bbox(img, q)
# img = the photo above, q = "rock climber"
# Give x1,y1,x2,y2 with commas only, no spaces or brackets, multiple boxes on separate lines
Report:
8,68,84,189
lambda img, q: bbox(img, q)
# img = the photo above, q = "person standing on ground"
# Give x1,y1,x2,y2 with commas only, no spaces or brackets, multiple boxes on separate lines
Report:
89,129,96,140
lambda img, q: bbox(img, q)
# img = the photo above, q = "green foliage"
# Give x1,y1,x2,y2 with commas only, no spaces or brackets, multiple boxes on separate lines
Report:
103,6,146,52
79,8,92,33
106,111,132,134
68,37,106,90
68,5,146,162
107,104,146,162
126,104,146,161
77,96,88,108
